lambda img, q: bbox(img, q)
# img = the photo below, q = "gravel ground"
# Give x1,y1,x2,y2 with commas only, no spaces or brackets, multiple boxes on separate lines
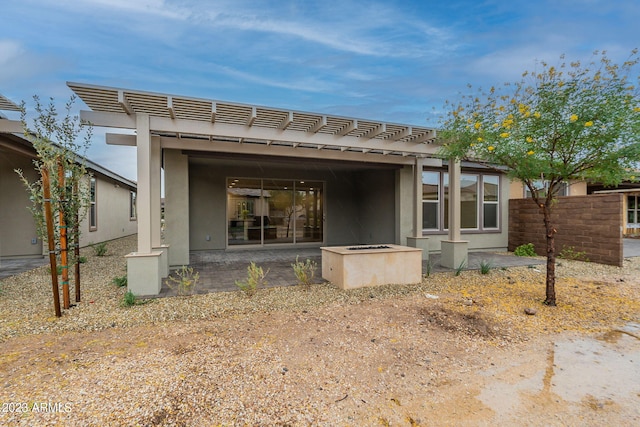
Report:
1,235,639,426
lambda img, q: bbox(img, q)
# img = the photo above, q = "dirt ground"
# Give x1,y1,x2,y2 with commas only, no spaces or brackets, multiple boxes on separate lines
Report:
1,237,639,426
2,290,639,426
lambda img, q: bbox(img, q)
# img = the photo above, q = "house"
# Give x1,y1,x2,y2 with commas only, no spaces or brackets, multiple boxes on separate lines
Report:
67,83,512,296
588,181,640,236
0,95,138,259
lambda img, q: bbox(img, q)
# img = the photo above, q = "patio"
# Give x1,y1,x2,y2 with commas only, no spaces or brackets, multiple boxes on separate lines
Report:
3,239,638,293
157,248,545,297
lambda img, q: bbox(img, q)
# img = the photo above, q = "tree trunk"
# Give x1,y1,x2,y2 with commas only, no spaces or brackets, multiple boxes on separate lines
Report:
73,180,81,303
58,160,70,309
542,205,557,306
42,167,61,317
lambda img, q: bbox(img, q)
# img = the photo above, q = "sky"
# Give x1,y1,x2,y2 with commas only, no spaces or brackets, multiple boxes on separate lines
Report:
1,0,639,182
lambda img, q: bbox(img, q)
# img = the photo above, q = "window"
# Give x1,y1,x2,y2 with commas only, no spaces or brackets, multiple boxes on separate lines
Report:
422,170,500,232
89,177,97,231
483,175,499,229
129,191,137,220
460,174,478,229
227,178,324,246
629,195,639,229
524,180,568,198
422,171,439,230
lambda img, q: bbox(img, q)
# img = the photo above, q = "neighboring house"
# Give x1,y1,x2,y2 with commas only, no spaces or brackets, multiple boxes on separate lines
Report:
68,83,511,295
0,96,137,259
589,181,640,236
508,179,587,200
509,178,640,236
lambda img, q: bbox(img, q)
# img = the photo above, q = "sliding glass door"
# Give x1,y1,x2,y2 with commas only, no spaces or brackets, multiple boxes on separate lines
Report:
227,178,323,246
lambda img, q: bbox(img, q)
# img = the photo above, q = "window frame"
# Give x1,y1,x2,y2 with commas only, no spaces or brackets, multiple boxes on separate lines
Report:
628,195,639,227
482,175,500,230
524,180,569,198
422,169,501,234
421,171,441,231
89,177,97,231
129,190,137,221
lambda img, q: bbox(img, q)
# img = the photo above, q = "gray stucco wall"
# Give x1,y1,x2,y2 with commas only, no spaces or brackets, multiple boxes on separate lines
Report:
1,144,137,258
187,158,398,250
355,169,396,244
0,148,41,258
80,176,137,247
164,149,190,266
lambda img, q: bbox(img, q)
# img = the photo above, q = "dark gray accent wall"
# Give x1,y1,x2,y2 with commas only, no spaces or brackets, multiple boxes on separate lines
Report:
189,163,226,250
355,169,396,244
324,171,360,245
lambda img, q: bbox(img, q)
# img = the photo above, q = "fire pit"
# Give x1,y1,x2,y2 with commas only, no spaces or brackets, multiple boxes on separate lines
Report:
321,244,422,289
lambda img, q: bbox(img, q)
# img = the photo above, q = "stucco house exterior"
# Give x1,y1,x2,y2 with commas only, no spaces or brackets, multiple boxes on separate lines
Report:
67,83,512,296
588,182,640,236
0,95,137,260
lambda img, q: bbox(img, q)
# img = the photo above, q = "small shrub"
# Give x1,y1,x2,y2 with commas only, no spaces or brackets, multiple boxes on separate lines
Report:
291,256,317,289
47,265,63,276
425,259,433,277
558,245,589,262
122,290,136,307
165,266,200,296
92,242,107,257
454,260,466,276
78,256,88,264
479,259,493,275
112,275,128,287
514,243,536,257
235,262,269,297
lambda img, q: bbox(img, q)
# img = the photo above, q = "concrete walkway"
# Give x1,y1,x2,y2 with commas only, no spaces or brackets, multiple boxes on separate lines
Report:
0,257,48,280
624,237,640,257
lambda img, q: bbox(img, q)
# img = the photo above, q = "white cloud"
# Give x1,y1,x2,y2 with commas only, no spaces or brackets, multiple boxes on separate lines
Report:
62,0,190,20
0,40,64,93
189,1,456,59
209,63,341,94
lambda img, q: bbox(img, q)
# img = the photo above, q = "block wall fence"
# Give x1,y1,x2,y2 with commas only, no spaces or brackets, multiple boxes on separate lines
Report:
508,193,624,266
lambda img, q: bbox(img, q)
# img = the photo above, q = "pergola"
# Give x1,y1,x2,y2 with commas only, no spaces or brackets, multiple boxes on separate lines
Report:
0,94,21,112
67,82,468,294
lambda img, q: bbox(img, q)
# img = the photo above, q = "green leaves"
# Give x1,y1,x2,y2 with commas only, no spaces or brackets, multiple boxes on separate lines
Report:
17,95,93,244
438,50,640,203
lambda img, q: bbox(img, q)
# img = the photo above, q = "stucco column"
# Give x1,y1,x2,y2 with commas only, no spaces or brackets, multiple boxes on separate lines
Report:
150,135,162,249
448,158,462,241
164,149,190,266
127,113,163,295
441,158,468,269
136,113,152,253
406,157,429,260
413,157,424,238
150,135,169,277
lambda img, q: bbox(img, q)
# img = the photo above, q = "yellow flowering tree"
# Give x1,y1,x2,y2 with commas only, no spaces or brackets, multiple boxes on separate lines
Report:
438,50,640,306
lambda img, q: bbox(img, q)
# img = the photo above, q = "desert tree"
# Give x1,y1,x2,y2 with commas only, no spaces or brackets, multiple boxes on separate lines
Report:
15,95,92,315
438,50,640,306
